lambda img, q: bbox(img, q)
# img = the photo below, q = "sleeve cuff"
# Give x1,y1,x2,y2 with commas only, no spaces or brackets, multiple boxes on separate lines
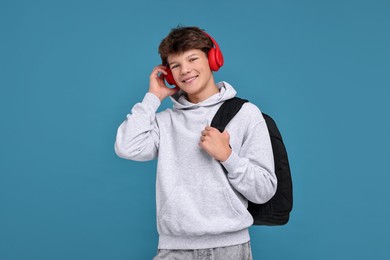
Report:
220,150,241,175
142,92,161,112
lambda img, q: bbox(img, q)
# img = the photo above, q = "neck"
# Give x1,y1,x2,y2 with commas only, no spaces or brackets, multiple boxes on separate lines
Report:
188,84,219,103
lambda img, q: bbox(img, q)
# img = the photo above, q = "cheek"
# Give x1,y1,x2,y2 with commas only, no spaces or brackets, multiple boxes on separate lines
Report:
171,69,180,79
201,61,212,72
200,66,212,77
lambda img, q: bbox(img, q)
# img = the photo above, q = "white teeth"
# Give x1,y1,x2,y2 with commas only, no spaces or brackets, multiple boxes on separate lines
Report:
183,76,197,83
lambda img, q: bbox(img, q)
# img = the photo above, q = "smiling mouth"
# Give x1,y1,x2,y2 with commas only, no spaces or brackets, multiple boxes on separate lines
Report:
182,76,198,83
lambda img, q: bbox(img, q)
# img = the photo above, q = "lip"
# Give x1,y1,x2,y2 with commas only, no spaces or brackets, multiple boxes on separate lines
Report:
181,75,198,83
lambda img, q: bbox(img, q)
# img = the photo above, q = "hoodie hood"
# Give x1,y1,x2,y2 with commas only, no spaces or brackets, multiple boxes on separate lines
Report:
170,81,237,110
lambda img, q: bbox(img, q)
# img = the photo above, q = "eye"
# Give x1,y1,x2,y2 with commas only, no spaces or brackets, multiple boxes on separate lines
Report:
189,57,198,62
170,64,179,69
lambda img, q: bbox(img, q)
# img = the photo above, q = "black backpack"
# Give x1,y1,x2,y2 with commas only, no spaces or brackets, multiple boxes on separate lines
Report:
211,97,293,226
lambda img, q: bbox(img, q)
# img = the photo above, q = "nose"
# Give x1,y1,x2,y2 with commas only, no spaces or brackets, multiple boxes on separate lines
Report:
180,62,191,75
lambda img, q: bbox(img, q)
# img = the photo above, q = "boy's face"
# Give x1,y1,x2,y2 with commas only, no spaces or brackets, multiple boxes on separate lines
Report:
167,49,216,102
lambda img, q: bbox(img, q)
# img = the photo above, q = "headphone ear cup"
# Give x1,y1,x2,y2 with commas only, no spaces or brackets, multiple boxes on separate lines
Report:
205,34,224,71
214,47,224,69
208,48,219,71
164,68,177,86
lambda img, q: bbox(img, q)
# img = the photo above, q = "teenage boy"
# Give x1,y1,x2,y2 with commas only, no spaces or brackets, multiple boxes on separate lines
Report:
115,26,277,259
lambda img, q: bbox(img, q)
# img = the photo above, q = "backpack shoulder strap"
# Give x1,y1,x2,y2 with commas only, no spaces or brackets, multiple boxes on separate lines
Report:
211,97,249,132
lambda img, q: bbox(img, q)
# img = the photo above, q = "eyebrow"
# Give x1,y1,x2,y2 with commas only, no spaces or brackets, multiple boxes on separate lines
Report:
168,53,199,66
186,53,198,59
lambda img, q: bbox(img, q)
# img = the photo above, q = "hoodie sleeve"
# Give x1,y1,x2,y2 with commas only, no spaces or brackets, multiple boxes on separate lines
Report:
114,93,161,161
221,116,277,204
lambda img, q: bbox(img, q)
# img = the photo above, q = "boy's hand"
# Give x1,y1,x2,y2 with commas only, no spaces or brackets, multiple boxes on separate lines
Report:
148,65,179,101
199,126,232,162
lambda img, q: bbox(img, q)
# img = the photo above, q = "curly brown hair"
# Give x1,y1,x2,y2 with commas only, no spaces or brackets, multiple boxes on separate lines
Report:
158,26,213,66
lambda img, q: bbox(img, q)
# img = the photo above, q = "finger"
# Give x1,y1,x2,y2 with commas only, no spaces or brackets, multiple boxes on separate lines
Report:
156,69,167,77
160,69,168,75
153,66,168,76
151,68,160,79
153,64,166,70
205,127,219,135
205,126,216,131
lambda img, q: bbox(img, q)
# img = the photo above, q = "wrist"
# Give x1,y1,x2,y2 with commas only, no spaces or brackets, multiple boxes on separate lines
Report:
219,146,232,162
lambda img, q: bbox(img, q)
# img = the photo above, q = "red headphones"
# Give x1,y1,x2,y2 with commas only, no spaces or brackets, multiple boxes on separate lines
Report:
164,32,224,86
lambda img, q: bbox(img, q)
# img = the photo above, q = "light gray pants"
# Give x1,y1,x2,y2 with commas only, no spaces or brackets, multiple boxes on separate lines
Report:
153,241,253,260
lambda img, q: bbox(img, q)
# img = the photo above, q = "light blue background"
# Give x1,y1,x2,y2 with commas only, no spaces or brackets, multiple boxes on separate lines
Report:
1,0,389,259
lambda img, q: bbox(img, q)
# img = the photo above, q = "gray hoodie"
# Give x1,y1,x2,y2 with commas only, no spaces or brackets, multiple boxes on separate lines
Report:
115,81,277,250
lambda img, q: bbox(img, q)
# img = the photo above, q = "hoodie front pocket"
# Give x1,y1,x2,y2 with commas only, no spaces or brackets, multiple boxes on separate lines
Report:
158,185,250,236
